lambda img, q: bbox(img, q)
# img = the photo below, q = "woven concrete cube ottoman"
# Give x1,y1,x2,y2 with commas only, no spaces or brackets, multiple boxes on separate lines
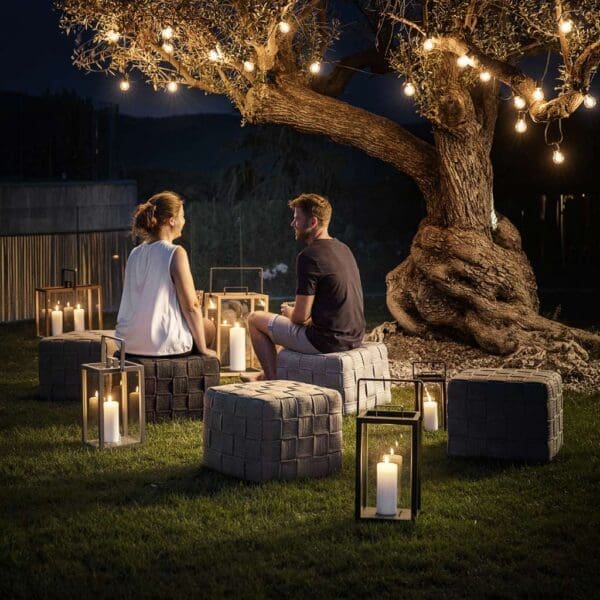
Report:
448,368,563,462
276,342,391,415
203,380,343,482
127,355,220,422
39,330,117,401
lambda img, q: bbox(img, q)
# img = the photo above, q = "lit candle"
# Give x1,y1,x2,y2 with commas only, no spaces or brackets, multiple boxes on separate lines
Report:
376,455,398,516
423,391,439,432
73,304,85,332
229,322,246,372
385,447,404,468
88,390,99,422
103,394,120,444
128,386,140,421
51,305,63,336
63,302,74,331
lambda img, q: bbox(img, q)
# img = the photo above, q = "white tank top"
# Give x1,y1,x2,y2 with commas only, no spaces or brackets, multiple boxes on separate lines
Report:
116,240,193,356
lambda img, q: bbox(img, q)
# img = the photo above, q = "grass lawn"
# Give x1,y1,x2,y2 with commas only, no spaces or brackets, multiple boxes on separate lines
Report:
1,313,599,599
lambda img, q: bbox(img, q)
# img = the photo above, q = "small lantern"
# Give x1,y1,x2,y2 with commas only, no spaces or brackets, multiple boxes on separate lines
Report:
203,267,269,376
355,378,423,522
81,335,145,449
412,361,448,431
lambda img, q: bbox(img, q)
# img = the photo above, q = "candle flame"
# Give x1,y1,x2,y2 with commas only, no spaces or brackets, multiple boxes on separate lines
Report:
54,305,59,311
389,447,395,455
425,388,433,402
67,302,70,307
107,394,112,402
135,386,139,393
383,455,390,464
76,304,81,309
95,390,98,398
223,319,228,325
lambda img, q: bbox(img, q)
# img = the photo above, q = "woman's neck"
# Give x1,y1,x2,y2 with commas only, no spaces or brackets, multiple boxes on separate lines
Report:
147,228,175,244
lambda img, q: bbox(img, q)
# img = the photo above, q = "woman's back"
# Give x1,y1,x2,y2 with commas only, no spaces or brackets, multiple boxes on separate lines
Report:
116,240,193,356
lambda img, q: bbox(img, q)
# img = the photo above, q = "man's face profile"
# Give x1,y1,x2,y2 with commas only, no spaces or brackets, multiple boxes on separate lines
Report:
291,207,314,242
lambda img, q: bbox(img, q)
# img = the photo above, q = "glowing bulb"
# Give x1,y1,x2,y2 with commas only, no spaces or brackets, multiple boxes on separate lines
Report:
403,82,416,96
457,54,470,68
208,49,219,62
583,94,597,109
119,79,130,92
162,42,174,54
559,19,573,34
243,60,255,72
479,70,491,82
106,30,120,43
161,26,174,40
167,81,178,93
423,38,434,52
552,147,565,164
513,96,526,109
279,21,291,33
309,61,321,74
515,117,527,133
532,87,544,102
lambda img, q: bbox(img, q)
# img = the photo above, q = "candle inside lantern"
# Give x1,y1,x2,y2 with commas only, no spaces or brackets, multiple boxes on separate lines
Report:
73,304,85,332
376,455,398,516
423,390,439,432
88,390,99,422
51,305,63,336
128,385,140,422
229,322,246,372
63,302,74,331
385,446,404,468
103,394,120,444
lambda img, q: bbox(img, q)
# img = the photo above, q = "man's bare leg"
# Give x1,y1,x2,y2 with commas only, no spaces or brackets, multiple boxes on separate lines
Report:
245,311,278,380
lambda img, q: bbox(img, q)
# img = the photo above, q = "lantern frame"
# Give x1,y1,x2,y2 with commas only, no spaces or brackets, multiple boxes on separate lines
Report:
355,378,423,522
412,361,448,430
81,335,145,449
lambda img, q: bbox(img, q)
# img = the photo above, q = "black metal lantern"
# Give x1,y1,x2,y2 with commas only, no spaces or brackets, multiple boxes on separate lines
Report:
412,361,448,431
355,378,423,522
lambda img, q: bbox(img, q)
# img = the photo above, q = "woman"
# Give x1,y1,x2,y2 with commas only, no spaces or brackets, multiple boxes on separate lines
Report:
116,191,216,358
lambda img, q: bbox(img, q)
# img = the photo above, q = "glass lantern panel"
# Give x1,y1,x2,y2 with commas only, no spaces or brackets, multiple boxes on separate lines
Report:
220,298,252,369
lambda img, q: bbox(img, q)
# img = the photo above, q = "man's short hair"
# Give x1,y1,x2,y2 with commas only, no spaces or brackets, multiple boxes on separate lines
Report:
288,193,332,226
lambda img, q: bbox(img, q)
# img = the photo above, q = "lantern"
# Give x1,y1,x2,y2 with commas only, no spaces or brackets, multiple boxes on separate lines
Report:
412,361,448,431
203,267,269,376
355,378,423,522
81,335,145,449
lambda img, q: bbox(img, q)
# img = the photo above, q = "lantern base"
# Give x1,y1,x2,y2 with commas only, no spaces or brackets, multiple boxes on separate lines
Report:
358,507,415,521
84,434,143,449
220,367,262,378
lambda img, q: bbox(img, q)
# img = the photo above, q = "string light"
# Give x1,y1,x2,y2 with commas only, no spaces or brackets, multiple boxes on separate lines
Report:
515,115,527,133
162,42,174,54
403,82,415,96
278,21,291,33
559,19,573,34
243,60,255,72
457,54,471,68
513,96,526,109
119,79,130,92
552,145,565,164
309,61,321,74
161,26,174,40
208,49,219,62
479,70,491,82
106,30,120,43
583,94,597,108
423,38,434,52
167,81,178,93
532,87,544,102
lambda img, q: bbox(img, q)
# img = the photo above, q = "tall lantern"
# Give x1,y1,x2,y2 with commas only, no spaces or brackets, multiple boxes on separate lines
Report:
355,378,423,522
412,361,448,431
81,335,145,449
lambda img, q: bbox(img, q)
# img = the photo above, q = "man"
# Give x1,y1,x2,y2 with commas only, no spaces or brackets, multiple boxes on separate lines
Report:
245,193,366,380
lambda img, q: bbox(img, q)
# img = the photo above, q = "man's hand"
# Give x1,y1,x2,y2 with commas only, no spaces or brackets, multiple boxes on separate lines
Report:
280,302,294,319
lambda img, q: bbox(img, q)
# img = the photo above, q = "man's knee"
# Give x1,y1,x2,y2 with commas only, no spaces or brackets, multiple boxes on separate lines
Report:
248,311,272,333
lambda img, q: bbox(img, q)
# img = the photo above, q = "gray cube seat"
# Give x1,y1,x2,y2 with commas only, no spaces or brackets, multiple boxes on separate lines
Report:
203,380,343,482
39,330,117,401
276,342,391,415
447,368,563,462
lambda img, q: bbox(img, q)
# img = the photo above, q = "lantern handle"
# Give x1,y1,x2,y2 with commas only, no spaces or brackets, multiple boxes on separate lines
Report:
356,377,424,416
209,267,264,293
101,335,125,371
411,360,447,378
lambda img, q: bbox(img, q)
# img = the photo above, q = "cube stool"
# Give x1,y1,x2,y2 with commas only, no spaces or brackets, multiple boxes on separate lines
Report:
203,380,342,482
39,330,117,401
127,354,220,422
448,368,563,462
276,342,391,415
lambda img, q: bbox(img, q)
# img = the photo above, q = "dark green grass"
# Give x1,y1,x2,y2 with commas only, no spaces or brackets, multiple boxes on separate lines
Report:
1,317,599,599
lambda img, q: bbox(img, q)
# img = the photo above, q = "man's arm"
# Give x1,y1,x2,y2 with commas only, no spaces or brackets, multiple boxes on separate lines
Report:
281,294,314,325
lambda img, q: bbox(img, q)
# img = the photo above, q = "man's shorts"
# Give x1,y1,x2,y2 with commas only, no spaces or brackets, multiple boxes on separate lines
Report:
268,314,320,354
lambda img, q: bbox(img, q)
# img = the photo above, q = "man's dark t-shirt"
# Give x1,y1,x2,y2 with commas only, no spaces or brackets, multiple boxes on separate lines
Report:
296,238,366,353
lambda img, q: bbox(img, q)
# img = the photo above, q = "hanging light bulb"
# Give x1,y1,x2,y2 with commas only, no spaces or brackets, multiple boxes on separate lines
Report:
161,26,174,40
457,54,471,68
559,19,573,34
552,145,565,164
243,60,255,72
479,70,491,82
513,96,526,109
208,49,219,62
309,61,321,74
279,21,291,33
515,116,527,133
532,87,544,102
403,82,416,96
162,41,174,54
423,38,434,52
167,81,178,93
106,30,120,43
119,79,130,92
583,94,597,109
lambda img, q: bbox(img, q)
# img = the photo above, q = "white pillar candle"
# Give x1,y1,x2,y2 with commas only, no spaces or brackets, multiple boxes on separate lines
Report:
423,399,439,432
63,302,74,331
376,455,398,516
386,447,404,468
88,390,99,422
103,394,120,444
73,304,85,332
229,322,246,372
51,305,63,336
128,386,140,421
